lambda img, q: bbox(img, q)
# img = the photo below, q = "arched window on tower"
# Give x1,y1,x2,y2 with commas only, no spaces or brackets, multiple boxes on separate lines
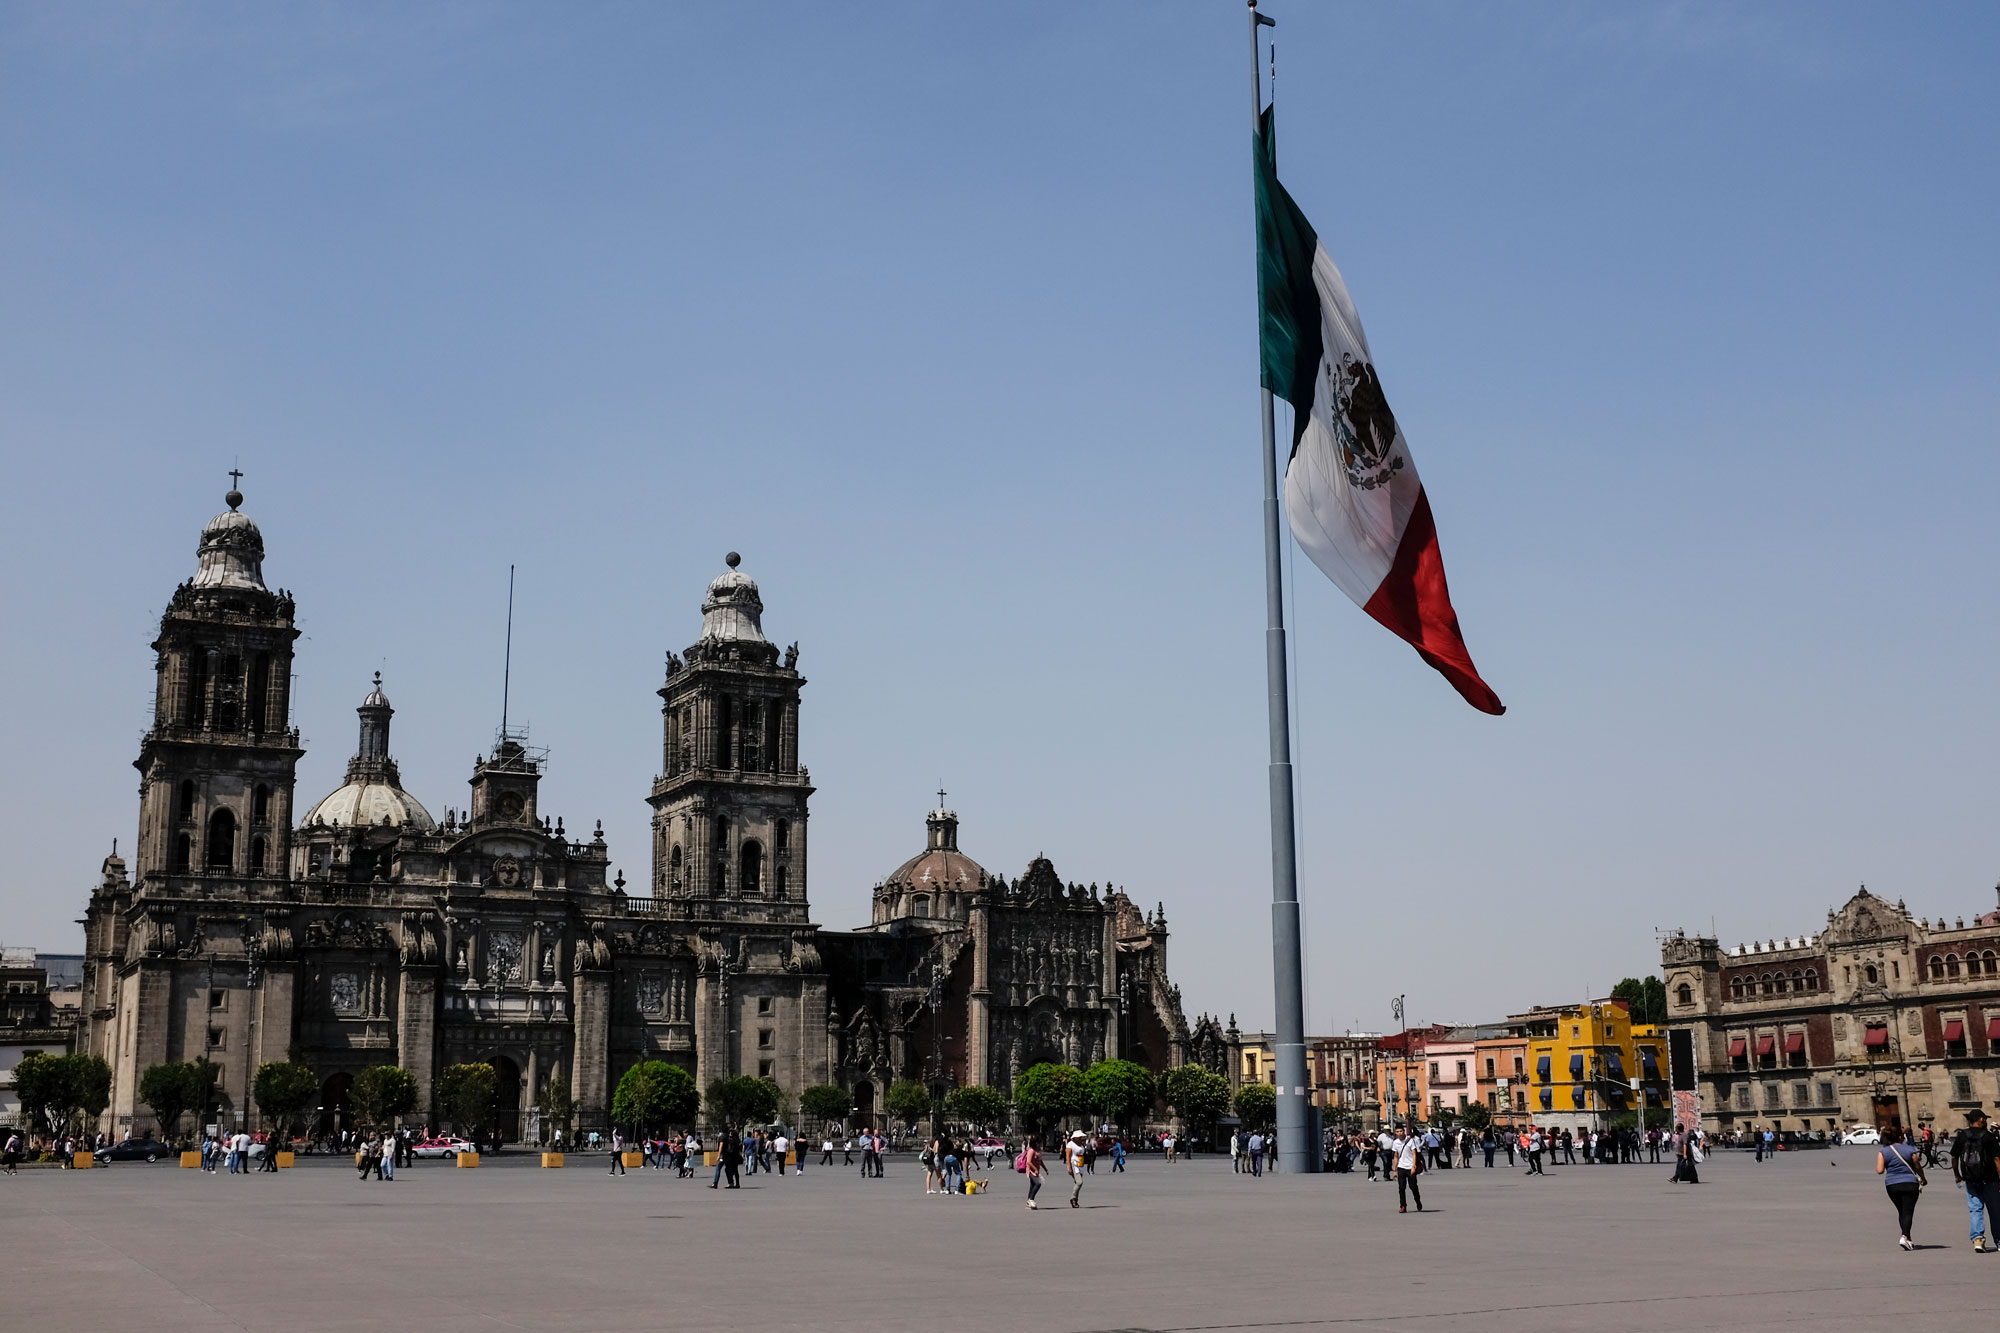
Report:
1865,964,1879,985
215,655,241,731
775,864,788,898
1676,983,1693,1007
177,780,197,823
187,648,210,726
740,841,763,896
253,785,271,825
173,834,192,873
715,697,734,768
765,706,781,773
775,819,789,857
247,652,271,736
249,836,267,872
712,817,729,892
669,843,683,891
206,808,236,871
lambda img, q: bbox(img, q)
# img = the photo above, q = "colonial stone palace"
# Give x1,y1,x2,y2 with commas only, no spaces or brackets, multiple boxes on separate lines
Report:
79,488,1190,1140
1662,886,2000,1137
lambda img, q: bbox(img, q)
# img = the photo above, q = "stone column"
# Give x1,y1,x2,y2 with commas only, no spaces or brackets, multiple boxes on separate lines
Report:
572,970,612,1136
967,898,991,1087
398,967,439,1119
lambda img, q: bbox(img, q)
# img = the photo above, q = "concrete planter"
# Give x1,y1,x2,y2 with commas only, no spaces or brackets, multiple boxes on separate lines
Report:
456,1152,481,1168
541,1152,565,1168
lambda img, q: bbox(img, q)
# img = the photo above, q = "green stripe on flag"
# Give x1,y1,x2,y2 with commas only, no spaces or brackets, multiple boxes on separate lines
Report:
1255,106,1322,453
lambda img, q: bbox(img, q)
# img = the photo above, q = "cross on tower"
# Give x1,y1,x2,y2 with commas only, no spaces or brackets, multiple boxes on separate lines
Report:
936,787,947,808
228,467,244,488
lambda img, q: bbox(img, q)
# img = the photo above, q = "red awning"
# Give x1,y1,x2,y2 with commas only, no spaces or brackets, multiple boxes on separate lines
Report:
1942,1019,1964,1043
1728,1037,1746,1057
1784,1032,1804,1055
1756,1036,1775,1056
1989,1017,2000,1043
1865,1026,1889,1049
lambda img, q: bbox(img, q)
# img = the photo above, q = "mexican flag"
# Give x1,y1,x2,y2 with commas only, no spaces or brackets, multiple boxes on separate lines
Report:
1256,108,1504,715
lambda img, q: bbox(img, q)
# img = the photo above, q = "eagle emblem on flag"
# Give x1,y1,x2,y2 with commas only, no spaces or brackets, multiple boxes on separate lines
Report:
1329,353,1405,490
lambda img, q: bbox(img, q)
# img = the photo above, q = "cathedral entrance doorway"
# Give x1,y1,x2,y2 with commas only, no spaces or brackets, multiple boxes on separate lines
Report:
318,1073,354,1140
493,1056,522,1145
852,1079,875,1130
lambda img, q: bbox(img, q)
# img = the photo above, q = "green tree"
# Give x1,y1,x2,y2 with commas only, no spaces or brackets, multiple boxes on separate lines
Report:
538,1072,575,1144
139,1061,202,1143
11,1051,65,1134
350,1065,419,1131
252,1061,319,1143
705,1074,782,1131
1082,1059,1155,1130
943,1084,1008,1131
1458,1101,1492,1133
882,1079,933,1131
611,1061,700,1134
799,1083,852,1135
1011,1063,1085,1135
1611,977,1668,1025
1160,1064,1231,1132
1232,1081,1276,1129
435,1063,498,1141
73,1055,112,1133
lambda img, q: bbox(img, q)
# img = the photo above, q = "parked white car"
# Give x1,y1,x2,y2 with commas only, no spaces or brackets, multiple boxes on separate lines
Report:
1841,1126,1881,1145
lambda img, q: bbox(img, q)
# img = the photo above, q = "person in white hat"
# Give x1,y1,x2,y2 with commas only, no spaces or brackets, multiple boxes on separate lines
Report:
1065,1131,1089,1209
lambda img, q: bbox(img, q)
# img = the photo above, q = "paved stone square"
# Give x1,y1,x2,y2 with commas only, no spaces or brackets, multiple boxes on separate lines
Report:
3,1149,1993,1331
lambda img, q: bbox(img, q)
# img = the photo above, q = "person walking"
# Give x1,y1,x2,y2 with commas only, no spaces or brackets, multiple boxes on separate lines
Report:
1525,1128,1545,1176
1949,1108,2000,1252
1245,1130,1264,1177
713,1130,742,1188
1362,1134,1380,1181
1482,1128,1496,1168
2,1130,21,1175
1111,1139,1126,1173
1023,1136,1046,1209
820,1136,835,1167
1753,1125,1765,1163
1393,1126,1424,1213
608,1128,627,1175
379,1135,395,1181
1065,1130,1089,1209
1676,1124,1702,1184
1878,1126,1926,1250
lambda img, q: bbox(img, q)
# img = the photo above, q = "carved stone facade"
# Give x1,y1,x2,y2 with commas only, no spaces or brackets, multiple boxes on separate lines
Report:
1662,885,2000,1137
79,491,1187,1139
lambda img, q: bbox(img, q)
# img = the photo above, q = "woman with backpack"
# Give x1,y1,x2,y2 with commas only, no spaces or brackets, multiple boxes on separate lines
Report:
1877,1126,1926,1250
1020,1136,1046,1209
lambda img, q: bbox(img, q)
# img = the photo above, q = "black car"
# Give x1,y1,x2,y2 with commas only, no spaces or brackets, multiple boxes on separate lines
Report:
94,1137,176,1164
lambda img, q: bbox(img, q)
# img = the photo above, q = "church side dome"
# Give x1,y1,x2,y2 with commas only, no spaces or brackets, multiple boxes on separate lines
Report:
300,674,435,831
874,806,988,926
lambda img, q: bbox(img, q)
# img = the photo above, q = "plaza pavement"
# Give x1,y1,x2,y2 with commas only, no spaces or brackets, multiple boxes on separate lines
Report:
3,1146,1992,1331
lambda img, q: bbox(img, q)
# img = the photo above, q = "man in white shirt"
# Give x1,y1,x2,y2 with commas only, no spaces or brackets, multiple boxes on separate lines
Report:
1065,1131,1089,1209
771,1133,790,1177
1376,1129,1396,1183
1393,1127,1424,1213
230,1130,251,1176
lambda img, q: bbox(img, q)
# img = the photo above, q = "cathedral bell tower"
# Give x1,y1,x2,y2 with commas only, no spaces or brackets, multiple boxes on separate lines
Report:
647,553,811,921
133,481,303,892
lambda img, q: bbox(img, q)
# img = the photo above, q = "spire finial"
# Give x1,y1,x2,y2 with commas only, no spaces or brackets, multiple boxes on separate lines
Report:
225,468,244,510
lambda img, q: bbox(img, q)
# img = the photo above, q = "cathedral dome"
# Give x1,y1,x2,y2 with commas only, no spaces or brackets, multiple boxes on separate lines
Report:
191,487,268,591
882,808,988,896
301,780,436,832
700,552,768,644
300,674,435,831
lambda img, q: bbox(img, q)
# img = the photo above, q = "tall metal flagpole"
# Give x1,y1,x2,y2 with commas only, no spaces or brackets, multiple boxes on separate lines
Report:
1249,0,1309,1175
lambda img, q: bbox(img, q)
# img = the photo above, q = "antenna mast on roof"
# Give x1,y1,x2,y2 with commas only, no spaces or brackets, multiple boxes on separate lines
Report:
501,565,515,740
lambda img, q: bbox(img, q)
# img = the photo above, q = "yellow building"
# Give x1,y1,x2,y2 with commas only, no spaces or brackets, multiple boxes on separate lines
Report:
1518,1001,1667,1133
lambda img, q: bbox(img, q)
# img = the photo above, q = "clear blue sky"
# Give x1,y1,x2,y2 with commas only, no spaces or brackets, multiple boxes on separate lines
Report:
3,2,1996,1031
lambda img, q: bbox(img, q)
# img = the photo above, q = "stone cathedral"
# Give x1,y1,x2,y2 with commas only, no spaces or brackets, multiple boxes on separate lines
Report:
79,488,1191,1140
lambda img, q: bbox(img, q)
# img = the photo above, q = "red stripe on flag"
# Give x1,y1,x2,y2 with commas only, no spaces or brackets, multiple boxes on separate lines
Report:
1360,488,1505,715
